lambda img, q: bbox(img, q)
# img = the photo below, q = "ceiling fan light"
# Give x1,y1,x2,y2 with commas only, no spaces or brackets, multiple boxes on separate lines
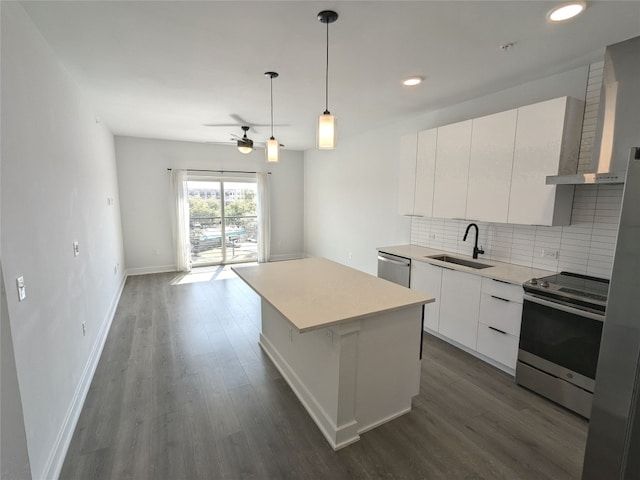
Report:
317,113,336,150
237,140,253,154
266,137,279,163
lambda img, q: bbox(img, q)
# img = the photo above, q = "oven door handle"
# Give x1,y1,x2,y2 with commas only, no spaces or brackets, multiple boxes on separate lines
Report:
523,293,605,322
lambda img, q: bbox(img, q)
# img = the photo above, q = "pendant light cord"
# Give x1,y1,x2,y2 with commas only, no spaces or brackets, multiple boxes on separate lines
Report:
324,20,330,114
270,76,274,138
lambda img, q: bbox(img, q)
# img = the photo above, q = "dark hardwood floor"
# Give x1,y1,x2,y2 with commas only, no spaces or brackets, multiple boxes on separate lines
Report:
60,268,588,479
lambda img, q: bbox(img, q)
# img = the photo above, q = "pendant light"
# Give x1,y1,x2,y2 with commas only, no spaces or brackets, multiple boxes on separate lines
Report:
265,71,279,163
317,10,338,150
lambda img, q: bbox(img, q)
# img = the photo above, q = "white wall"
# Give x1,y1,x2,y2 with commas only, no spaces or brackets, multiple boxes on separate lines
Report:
115,136,304,274
304,65,592,275
1,4,126,479
1,267,32,479
304,131,412,273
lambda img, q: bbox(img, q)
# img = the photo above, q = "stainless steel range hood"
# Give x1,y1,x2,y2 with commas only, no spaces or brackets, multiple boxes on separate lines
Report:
547,35,640,185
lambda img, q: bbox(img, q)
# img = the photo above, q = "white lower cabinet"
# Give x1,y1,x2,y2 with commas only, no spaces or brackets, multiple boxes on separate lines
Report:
438,268,481,350
476,278,524,370
411,261,525,374
410,261,443,331
476,324,520,369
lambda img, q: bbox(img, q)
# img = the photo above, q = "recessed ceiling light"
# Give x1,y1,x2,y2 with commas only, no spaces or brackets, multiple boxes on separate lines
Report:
547,1,586,22
403,76,423,87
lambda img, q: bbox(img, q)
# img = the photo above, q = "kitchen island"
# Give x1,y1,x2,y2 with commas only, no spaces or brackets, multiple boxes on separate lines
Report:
232,257,433,449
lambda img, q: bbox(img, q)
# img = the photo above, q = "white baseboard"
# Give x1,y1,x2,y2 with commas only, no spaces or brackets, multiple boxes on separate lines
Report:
268,253,304,262
424,328,515,377
43,273,127,480
126,264,176,276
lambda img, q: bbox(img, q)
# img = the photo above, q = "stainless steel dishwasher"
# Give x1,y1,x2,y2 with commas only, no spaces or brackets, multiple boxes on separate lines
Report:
377,252,411,287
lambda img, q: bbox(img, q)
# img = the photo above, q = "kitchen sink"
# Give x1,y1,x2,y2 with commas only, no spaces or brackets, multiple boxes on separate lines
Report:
426,254,492,270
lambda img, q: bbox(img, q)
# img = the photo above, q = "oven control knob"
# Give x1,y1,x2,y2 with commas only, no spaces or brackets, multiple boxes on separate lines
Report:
529,278,538,285
539,280,549,288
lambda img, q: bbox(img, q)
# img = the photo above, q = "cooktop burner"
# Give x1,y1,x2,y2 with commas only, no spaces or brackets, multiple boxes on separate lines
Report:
524,271,610,311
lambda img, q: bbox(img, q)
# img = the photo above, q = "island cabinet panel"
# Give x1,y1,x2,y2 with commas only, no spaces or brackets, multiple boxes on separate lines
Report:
410,261,443,331
507,96,583,226
432,119,472,219
398,132,418,216
438,268,481,350
258,300,422,450
466,109,517,223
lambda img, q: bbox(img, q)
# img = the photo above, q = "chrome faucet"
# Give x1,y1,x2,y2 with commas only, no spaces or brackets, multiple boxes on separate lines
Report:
463,223,485,259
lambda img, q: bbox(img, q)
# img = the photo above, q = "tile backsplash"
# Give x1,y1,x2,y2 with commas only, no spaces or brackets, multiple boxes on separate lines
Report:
410,184,622,279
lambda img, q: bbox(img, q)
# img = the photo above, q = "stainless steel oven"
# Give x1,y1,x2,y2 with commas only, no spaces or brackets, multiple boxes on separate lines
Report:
516,272,609,418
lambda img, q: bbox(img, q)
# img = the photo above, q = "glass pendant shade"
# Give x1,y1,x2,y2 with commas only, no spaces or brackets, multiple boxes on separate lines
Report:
317,112,336,150
266,137,279,163
237,145,253,154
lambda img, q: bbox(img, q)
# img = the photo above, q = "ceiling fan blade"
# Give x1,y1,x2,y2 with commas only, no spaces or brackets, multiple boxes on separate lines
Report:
203,123,244,127
229,114,261,129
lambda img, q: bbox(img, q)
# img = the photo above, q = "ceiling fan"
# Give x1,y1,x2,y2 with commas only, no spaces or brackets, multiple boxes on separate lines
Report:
233,126,254,154
207,125,284,153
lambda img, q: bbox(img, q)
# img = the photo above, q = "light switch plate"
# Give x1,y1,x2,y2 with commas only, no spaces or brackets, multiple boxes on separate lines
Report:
16,276,26,301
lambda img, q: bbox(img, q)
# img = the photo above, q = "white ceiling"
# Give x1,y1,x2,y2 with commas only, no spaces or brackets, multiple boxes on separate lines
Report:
20,1,640,151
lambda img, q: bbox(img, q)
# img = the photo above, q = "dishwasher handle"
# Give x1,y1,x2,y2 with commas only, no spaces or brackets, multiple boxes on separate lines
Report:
377,254,410,267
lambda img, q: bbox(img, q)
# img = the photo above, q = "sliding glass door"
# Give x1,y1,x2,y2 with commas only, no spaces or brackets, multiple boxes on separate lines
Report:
187,179,258,267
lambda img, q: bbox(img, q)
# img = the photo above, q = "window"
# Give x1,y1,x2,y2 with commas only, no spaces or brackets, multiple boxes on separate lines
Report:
187,179,258,266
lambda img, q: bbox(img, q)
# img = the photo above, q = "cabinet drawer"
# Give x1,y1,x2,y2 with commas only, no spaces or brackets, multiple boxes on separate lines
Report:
481,277,523,303
478,293,523,337
476,323,519,369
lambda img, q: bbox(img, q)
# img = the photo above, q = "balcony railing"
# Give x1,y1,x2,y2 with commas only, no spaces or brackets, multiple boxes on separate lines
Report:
190,215,258,266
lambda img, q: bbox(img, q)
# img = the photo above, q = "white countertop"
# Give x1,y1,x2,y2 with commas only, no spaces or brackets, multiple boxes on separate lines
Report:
378,245,555,285
232,257,433,333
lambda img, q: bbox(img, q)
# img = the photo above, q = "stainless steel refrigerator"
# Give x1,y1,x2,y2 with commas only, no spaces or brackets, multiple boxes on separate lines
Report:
582,146,640,478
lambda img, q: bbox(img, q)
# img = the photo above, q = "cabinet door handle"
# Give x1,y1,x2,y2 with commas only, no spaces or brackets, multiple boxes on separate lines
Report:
488,326,507,335
491,295,510,302
491,278,511,285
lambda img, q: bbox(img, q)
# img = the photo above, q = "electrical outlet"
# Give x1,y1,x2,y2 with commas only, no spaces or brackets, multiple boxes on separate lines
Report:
16,276,26,301
429,234,436,240
348,252,353,260
73,241,80,257
542,249,558,259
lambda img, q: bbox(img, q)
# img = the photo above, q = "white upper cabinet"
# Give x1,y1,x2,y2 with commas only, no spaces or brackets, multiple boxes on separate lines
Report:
507,96,583,226
398,132,419,216
466,109,517,223
398,129,437,217
432,120,472,219
414,128,438,217
400,96,582,226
